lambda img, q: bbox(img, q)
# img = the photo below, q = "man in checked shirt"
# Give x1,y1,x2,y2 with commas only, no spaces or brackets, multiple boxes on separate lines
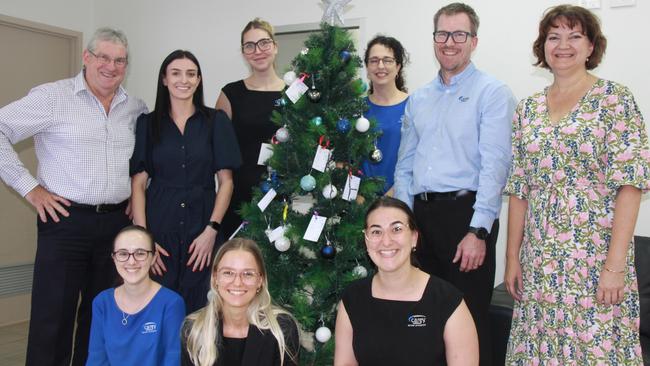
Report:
0,27,147,366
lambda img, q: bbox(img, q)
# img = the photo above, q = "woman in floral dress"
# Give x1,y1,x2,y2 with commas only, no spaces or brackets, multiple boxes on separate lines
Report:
504,5,650,365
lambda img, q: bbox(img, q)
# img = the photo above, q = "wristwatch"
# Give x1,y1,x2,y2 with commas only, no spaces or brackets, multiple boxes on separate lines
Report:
207,221,221,232
468,226,488,240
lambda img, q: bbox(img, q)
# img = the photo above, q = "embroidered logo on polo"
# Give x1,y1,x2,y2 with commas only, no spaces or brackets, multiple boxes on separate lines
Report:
142,322,158,334
458,96,469,102
407,314,427,327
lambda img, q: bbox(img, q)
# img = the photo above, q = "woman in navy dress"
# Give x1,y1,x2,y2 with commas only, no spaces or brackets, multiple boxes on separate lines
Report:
130,50,241,313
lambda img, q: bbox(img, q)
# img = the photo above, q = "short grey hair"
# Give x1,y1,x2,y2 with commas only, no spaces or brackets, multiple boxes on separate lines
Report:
86,27,129,55
434,2,480,36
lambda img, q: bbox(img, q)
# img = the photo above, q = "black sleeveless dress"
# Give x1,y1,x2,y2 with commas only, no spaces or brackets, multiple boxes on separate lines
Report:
341,275,463,366
219,80,282,238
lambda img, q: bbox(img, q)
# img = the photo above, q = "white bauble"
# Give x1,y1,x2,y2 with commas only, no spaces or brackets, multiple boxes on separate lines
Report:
355,116,370,132
315,326,332,343
275,127,290,142
322,184,338,199
274,236,291,252
353,265,368,278
283,71,297,86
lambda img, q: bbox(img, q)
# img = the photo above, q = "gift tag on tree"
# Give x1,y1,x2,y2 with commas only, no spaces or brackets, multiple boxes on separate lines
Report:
257,143,273,165
342,174,361,201
257,188,277,212
285,74,309,103
267,225,286,243
303,213,327,242
312,136,331,172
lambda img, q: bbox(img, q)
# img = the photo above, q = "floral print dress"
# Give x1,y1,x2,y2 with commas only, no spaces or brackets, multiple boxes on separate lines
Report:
504,79,650,365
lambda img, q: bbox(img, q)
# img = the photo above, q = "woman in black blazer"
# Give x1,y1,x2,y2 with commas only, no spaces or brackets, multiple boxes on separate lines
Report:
181,238,300,366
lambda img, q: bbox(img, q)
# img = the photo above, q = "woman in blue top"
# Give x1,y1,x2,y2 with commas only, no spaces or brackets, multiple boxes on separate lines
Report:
361,36,409,196
87,225,186,366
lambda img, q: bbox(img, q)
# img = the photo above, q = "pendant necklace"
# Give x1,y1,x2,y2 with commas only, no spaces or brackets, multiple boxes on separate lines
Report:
122,312,130,326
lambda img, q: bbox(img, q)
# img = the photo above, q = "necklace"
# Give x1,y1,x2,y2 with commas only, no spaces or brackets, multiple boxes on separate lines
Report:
122,312,130,326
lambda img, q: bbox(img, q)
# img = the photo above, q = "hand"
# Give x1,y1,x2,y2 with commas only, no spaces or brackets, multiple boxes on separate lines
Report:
596,268,625,305
125,198,133,220
151,243,169,276
452,233,486,272
504,257,524,301
187,226,217,272
25,185,71,223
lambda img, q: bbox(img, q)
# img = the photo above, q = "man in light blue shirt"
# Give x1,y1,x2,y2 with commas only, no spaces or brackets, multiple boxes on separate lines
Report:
394,3,516,365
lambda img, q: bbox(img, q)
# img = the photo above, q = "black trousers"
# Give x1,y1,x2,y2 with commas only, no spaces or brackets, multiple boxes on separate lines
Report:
413,193,497,366
26,206,129,366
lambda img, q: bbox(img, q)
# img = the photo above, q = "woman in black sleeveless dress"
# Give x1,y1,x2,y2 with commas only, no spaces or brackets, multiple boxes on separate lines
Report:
334,197,479,366
216,18,285,239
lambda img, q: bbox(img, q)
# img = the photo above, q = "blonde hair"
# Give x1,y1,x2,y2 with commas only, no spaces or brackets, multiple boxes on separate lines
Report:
240,17,275,45
183,238,298,366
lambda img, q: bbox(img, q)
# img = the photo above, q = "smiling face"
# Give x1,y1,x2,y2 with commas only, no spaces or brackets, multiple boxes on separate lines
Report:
241,28,277,73
163,58,201,102
214,249,263,311
364,207,418,273
434,12,477,82
82,40,127,99
112,230,154,286
366,44,401,90
544,21,593,75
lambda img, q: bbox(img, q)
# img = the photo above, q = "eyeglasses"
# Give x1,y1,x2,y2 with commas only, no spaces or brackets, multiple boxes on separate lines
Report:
241,38,275,55
363,223,409,244
367,57,396,67
112,249,153,262
216,269,260,285
433,31,474,44
88,50,128,67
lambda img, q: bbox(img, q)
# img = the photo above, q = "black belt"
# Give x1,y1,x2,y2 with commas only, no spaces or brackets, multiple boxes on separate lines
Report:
416,190,476,201
68,200,128,214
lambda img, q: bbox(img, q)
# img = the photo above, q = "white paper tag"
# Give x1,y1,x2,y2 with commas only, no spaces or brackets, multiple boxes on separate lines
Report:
267,225,285,243
285,79,308,103
257,143,274,165
342,175,361,201
311,145,331,172
257,188,277,212
303,214,328,242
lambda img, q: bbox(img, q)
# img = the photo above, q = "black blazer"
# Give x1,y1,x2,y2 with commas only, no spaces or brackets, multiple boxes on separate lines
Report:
181,314,299,366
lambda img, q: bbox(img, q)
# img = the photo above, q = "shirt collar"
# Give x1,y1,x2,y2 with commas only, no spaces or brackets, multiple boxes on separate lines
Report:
436,62,476,88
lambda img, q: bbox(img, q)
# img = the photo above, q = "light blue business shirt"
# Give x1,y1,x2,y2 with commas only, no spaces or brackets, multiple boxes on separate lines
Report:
394,62,516,232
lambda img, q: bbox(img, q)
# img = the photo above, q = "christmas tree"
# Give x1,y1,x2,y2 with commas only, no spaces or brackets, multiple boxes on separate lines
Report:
238,21,383,365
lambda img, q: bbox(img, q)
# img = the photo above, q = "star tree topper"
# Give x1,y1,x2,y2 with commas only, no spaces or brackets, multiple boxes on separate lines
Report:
321,0,352,26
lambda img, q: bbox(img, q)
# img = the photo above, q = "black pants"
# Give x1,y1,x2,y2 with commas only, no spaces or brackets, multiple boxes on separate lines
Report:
27,206,129,366
414,193,497,366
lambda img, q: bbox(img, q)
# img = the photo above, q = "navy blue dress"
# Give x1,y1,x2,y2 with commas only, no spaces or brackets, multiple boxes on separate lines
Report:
130,108,241,313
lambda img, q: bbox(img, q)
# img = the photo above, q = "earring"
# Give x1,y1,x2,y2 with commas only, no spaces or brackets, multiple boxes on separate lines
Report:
256,287,261,294
412,246,416,252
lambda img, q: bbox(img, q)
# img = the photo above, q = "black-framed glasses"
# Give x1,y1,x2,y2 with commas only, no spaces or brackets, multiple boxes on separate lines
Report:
433,31,474,44
367,57,396,67
241,38,275,55
112,249,153,262
216,268,260,285
88,50,128,67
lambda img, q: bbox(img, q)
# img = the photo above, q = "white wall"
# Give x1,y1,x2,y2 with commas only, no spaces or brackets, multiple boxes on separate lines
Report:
2,0,648,286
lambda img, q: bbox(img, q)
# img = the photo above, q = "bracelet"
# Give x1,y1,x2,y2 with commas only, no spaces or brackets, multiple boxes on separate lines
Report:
604,266,626,274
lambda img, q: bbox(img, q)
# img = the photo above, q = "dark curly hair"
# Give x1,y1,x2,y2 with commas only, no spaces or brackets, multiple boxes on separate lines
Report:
533,5,607,70
364,35,409,94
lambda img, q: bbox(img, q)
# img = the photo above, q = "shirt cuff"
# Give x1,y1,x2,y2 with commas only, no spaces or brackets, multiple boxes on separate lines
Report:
470,211,495,234
14,173,40,198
